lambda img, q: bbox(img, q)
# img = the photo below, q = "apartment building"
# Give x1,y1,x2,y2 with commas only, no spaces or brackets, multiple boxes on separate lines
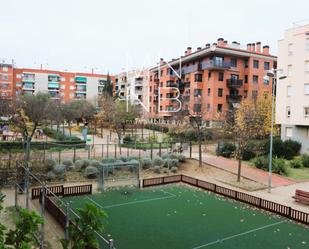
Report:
0,64,14,99
276,25,309,153
146,38,277,126
115,70,149,105
0,64,114,103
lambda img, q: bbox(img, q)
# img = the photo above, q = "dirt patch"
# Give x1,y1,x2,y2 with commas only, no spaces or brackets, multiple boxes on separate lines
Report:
142,159,266,191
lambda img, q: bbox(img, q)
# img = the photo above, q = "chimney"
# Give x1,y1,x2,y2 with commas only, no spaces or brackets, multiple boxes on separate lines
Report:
217,38,224,46
251,43,255,52
256,42,261,53
187,47,192,54
263,45,270,55
223,40,228,46
197,47,202,51
247,43,251,51
213,43,217,46
160,58,164,65
205,43,211,48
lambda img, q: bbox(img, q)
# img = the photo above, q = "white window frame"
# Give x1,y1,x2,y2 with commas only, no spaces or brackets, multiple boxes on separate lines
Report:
305,60,309,73
69,85,75,90
2,67,8,72
306,38,309,51
285,127,293,138
287,65,292,77
305,83,309,95
288,43,293,56
286,106,291,118
287,85,292,97
304,106,309,118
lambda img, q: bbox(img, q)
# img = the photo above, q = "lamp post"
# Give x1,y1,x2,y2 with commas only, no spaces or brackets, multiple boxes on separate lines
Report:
265,69,286,193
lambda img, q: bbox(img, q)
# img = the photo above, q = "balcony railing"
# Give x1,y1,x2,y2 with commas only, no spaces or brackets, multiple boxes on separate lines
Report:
227,78,243,88
202,60,231,70
226,95,242,103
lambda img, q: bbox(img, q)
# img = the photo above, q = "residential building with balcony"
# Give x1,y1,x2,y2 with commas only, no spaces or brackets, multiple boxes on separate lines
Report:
115,70,149,105
0,64,114,103
276,24,309,153
145,38,277,126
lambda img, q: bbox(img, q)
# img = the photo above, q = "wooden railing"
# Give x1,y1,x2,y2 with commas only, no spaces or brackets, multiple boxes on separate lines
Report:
31,184,92,199
142,175,309,225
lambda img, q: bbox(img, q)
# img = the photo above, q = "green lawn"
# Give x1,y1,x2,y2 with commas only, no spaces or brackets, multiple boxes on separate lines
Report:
288,167,309,181
63,185,309,249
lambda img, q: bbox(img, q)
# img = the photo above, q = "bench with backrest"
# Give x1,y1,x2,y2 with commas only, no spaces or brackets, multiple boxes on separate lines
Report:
293,189,309,205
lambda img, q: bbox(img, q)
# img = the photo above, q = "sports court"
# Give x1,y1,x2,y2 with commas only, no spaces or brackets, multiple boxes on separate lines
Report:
62,185,309,249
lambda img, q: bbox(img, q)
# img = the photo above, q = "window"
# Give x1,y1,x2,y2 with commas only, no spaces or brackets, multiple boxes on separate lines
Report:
263,92,269,98
305,84,309,95
286,106,291,118
252,90,258,99
285,127,293,138
306,38,309,51
70,85,75,90
193,104,202,113
253,60,259,69
304,107,309,118
16,74,22,79
218,72,224,81
288,43,293,55
217,104,223,113
244,75,248,83
2,66,8,72
243,59,248,68
263,76,269,85
287,65,292,77
207,88,211,96
194,73,202,82
69,93,74,98
61,77,65,82
207,104,211,112
264,62,270,70
194,89,202,97
305,61,309,73
70,78,74,82
61,85,66,90
230,58,237,67
244,90,248,98
287,86,292,97
1,74,8,81
208,72,211,79
218,88,223,97
253,75,258,84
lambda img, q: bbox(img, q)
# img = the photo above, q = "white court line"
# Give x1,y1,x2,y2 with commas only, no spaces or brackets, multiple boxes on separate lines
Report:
85,189,176,209
192,220,287,249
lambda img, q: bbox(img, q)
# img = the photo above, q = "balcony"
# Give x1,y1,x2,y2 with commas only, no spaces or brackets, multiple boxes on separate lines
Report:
22,83,35,90
184,81,190,88
166,82,178,88
48,82,60,89
22,77,35,82
202,60,231,70
227,78,243,88
226,95,242,103
75,76,87,84
48,75,60,82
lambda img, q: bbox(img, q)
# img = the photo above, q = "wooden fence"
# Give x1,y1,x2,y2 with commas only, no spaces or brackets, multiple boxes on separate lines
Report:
143,175,309,225
31,184,92,199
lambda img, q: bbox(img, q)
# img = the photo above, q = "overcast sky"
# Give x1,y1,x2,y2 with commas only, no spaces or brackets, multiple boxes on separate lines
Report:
0,0,308,74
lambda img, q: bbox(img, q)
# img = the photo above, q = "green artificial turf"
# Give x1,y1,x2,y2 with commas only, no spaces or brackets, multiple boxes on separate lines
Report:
62,185,309,249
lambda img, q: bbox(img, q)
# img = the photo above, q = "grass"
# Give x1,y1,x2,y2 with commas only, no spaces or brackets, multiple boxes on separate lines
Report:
287,167,309,181
121,142,171,149
62,185,309,249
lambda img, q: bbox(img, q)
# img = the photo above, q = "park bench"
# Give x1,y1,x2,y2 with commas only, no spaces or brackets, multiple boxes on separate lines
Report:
293,189,309,205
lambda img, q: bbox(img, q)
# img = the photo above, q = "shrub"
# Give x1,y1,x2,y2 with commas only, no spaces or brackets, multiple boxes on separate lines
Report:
154,166,160,174
153,157,164,166
102,158,115,164
118,156,129,162
90,160,100,167
301,154,309,168
161,153,170,159
123,135,134,144
282,140,301,160
62,159,73,167
44,159,57,171
148,134,158,143
46,171,56,181
171,159,180,167
217,142,236,158
53,164,66,175
242,142,257,161
272,157,288,176
84,166,99,179
83,159,91,168
171,166,178,173
169,153,179,160
75,160,84,171
163,158,172,168
252,156,288,175
141,157,152,169
290,159,303,169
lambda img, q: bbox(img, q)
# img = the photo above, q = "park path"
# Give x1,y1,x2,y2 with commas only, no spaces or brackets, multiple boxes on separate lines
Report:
187,152,295,188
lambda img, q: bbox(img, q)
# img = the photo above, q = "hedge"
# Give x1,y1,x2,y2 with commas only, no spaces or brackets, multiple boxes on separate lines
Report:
43,127,81,141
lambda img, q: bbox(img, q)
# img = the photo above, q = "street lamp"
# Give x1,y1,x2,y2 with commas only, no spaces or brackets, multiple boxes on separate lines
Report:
265,69,286,193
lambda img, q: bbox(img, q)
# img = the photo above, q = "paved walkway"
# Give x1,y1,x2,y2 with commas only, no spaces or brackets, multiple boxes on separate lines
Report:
188,152,295,188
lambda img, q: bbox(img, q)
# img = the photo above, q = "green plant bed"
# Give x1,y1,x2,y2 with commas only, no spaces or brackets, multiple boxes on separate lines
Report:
43,127,81,141
121,142,171,149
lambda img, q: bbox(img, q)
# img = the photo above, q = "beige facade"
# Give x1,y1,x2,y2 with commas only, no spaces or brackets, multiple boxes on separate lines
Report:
276,24,309,153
